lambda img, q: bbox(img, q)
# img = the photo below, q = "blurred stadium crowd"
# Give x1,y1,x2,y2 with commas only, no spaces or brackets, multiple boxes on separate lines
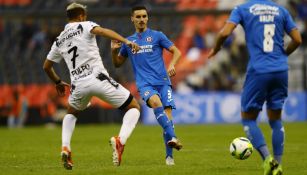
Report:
0,0,306,126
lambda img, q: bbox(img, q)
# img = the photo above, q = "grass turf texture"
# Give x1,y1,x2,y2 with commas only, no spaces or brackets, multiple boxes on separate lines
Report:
0,122,306,175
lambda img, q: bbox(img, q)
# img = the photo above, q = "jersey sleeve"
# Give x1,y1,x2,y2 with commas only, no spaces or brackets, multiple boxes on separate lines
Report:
158,32,173,50
283,9,297,34
119,43,128,57
228,6,242,25
84,21,100,34
46,41,62,63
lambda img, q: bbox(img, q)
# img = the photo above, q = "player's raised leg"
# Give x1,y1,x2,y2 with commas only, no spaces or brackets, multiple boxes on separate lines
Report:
110,95,140,166
148,95,182,151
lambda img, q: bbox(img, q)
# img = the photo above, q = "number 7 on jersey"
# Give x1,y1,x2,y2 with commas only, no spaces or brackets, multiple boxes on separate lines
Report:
68,46,79,69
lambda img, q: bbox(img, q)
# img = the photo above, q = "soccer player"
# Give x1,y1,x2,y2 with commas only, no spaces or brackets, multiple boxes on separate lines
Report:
111,6,183,165
43,2,141,169
208,0,302,174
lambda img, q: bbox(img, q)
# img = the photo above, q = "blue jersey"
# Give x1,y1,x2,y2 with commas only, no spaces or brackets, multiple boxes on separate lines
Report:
228,0,297,74
119,28,173,88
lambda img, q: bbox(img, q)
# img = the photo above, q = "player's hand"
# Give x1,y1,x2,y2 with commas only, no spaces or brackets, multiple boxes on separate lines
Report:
55,81,70,97
167,64,176,77
126,40,140,53
207,48,220,59
111,40,122,51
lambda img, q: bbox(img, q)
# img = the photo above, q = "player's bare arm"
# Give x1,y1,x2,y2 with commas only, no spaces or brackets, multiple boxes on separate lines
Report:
111,40,127,68
208,22,237,59
43,59,70,96
167,45,182,77
285,28,302,56
91,26,140,52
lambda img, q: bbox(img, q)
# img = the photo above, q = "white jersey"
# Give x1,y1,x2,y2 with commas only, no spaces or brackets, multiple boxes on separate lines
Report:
47,21,109,85
47,21,131,111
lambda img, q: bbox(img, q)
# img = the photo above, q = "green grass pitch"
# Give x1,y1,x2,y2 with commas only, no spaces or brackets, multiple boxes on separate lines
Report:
0,122,306,175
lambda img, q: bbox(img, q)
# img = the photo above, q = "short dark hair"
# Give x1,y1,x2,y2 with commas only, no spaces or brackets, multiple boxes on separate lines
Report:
67,8,86,20
131,5,147,16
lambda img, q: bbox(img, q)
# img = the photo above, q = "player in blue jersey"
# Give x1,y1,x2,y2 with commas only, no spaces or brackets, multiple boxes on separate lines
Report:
208,0,302,174
111,5,182,165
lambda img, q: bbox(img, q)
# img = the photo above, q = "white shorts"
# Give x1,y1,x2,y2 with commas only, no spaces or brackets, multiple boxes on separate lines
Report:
68,74,131,111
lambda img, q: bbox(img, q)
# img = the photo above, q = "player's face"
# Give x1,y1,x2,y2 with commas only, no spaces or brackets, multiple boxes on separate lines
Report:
131,10,148,31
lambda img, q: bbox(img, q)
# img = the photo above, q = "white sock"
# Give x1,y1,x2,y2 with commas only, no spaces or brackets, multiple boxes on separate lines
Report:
119,108,140,145
62,114,77,151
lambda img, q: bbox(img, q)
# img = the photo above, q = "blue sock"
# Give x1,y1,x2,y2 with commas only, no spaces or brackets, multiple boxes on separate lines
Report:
154,107,176,139
269,120,284,164
242,119,269,160
163,120,174,158
163,131,173,158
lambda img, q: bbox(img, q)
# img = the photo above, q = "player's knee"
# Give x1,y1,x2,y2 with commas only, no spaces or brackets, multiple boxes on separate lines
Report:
148,95,163,108
150,102,160,108
241,110,259,120
148,99,162,108
67,105,80,116
267,109,282,120
127,98,141,111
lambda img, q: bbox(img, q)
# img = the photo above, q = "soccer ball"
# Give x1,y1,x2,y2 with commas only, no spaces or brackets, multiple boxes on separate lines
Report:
229,137,253,160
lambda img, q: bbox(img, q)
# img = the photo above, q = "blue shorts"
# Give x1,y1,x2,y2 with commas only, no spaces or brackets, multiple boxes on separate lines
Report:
138,85,176,109
241,71,288,112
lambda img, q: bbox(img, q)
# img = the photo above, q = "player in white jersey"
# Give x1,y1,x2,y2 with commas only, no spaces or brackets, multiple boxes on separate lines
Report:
43,3,141,169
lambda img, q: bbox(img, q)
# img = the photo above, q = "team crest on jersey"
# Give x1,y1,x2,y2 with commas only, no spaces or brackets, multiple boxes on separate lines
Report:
146,37,152,42
144,91,150,96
